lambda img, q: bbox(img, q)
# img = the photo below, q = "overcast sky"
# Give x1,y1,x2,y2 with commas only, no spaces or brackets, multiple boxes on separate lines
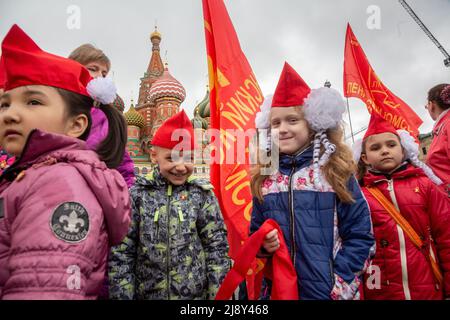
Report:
1,0,449,139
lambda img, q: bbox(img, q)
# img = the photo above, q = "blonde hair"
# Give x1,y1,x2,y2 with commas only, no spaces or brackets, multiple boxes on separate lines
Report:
251,107,355,204
68,44,111,71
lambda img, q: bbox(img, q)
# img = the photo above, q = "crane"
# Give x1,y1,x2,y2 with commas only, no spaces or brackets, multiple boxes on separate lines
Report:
399,0,450,68
345,126,368,142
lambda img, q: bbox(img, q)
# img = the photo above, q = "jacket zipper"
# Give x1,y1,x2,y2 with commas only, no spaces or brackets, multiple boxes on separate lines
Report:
285,147,311,269
166,184,173,300
387,179,411,300
177,206,184,235
288,162,296,267
329,259,335,288
154,209,160,239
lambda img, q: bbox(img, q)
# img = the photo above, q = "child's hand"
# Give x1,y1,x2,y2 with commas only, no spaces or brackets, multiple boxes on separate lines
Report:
262,229,280,254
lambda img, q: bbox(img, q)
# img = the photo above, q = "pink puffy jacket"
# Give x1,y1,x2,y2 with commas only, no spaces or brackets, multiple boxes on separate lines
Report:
0,130,131,300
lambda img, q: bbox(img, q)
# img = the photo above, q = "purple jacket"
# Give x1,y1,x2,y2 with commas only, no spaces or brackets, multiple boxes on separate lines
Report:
87,108,135,188
0,130,131,299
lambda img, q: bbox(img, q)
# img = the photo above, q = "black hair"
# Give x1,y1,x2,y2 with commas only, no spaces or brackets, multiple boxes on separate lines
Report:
57,88,127,168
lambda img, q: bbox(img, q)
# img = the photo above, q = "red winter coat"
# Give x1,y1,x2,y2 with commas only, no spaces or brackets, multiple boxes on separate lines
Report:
427,110,450,186
362,164,450,300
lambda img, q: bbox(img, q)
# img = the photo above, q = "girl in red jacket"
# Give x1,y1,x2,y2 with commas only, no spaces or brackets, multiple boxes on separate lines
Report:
354,114,450,300
425,83,450,189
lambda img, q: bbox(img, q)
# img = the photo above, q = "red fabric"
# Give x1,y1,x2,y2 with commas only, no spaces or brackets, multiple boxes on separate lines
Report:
343,24,422,138
0,56,5,89
202,0,265,298
215,219,298,300
427,111,450,185
1,24,92,96
363,112,399,140
271,62,311,108
151,110,197,150
362,165,450,300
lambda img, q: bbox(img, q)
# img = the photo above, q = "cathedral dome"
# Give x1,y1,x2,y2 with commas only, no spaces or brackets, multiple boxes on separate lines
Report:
125,104,145,129
112,94,125,112
148,65,186,104
196,89,210,118
192,113,209,130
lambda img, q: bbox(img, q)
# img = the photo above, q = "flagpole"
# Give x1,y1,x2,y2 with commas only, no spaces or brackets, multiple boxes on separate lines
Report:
346,97,355,143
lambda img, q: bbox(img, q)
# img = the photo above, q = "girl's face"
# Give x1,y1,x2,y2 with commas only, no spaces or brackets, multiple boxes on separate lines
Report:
85,61,109,78
0,85,87,156
361,132,404,173
270,106,311,155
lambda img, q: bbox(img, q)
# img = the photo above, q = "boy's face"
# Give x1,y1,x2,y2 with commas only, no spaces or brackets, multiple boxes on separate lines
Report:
270,106,311,155
361,132,404,173
85,61,109,78
152,146,194,186
0,85,88,156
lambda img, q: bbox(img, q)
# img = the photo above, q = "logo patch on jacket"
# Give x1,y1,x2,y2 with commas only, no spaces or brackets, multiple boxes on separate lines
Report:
50,202,90,243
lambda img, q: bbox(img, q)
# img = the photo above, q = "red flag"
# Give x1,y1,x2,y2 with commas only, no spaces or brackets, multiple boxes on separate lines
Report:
343,24,423,137
202,0,264,299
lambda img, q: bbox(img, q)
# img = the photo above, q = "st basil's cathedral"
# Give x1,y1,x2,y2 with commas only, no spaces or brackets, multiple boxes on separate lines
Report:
116,28,211,178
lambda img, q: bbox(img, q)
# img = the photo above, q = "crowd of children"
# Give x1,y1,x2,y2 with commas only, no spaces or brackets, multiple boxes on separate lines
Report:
0,23,449,300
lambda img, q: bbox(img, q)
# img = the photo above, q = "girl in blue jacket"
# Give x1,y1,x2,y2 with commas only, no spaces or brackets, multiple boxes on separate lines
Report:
250,62,375,300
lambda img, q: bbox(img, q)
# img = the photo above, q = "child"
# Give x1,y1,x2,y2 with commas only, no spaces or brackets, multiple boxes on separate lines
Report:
250,62,375,300
0,25,131,299
69,44,111,79
0,57,15,175
68,44,135,187
425,83,450,188
109,110,231,300
354,114,450,300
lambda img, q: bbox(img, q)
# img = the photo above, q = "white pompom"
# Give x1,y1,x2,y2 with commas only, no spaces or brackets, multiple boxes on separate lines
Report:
352,138,363,163
255,94,273,129
86,77,117,105
303,87,346,131
397,129,419,159
397,129,443,185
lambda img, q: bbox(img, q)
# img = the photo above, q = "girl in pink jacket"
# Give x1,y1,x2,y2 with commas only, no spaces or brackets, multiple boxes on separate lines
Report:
0,25,131,299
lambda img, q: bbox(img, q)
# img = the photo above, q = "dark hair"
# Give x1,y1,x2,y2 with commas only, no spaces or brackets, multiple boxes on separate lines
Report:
428,83,450,111
356,140,368,183
57,88,127,169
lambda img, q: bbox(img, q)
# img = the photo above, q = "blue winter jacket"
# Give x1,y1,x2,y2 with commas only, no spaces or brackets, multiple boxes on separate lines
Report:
250,146,374,300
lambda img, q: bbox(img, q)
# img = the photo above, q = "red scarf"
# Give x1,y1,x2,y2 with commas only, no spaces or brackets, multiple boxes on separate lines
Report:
216,219,299,300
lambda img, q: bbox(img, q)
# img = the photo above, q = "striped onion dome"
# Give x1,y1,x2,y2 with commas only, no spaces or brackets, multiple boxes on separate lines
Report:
149,65,186,104
124,104,145,129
